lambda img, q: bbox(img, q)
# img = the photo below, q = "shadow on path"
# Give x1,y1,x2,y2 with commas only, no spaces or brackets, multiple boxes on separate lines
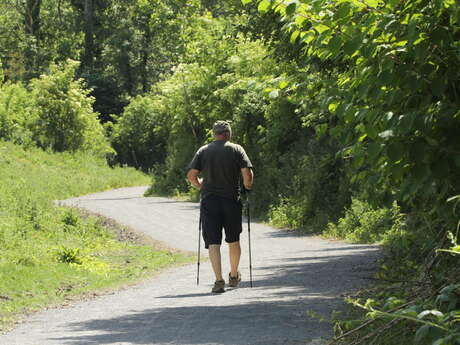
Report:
50,250,378,345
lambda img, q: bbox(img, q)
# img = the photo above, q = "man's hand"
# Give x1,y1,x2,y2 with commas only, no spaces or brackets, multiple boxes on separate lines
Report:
241,167,254,191
187,169,202,189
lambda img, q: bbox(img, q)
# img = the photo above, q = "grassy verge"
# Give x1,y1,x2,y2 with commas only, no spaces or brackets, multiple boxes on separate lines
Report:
0,142,193,332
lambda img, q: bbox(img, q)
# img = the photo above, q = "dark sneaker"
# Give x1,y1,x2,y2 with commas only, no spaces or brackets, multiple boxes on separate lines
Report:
228,272,241,288
212,280,225,293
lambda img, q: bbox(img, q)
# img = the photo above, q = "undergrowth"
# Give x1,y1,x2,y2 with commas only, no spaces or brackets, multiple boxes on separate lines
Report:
324,199,460,345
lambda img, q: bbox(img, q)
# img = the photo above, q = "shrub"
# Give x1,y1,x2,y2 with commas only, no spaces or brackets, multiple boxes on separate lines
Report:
324,199,404,243
111,95,168,170
269,198,306,229
0,82,35,146
29,60,112,156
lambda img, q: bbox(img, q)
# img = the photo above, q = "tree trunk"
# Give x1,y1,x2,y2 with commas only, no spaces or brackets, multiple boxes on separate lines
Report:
24,0,42,39
141,28,151,93
23,0,42,79
83,0,94,67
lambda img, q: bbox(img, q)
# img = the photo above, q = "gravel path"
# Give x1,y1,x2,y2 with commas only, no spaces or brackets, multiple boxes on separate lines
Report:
1,186,380,345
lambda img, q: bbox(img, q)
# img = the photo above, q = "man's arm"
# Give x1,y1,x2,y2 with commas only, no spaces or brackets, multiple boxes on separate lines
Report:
241,167,254,190
187,169,202,189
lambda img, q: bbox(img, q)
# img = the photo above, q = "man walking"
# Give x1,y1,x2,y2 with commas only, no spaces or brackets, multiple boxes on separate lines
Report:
187,120,254,293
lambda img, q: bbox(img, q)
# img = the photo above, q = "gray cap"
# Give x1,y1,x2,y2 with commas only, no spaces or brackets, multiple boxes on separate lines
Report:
212,120,232,135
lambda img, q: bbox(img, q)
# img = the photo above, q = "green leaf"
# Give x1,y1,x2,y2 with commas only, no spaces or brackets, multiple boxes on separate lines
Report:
330,126,342,138
343,0,366,9
301,31,316,44
316,123,328,137
363,0,381,7
433,339,446,345
295,15,307,27
409,141,427,163
412,164,430,182
258,0,271,12
279,81,289,89
387,142,403,162
358,134,367,142
432,75,447,98
415,324,432,344
343,36,362,56
328,102,338,113
286,1,298,16
367,142,382,161
290,30,300,43
241,0,253,4
335,3,351,20
313,24,330,34
364,124,378,139
328,36,343,54
377,70,393,85
344,108,356,123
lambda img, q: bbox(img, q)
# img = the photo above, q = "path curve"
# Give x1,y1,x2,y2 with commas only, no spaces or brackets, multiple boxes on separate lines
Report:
1,186,380,345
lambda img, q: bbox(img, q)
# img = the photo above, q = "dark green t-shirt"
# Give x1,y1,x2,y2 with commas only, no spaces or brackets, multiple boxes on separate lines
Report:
188,140,253,200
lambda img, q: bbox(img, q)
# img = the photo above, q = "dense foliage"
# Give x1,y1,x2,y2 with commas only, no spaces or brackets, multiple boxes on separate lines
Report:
117,0,459,343
111,14,349,230
237,0,460,344
1,0,459,343
0,60,111,155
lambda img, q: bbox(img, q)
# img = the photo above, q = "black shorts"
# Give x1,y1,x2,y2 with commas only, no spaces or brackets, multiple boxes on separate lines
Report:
201,195,243,249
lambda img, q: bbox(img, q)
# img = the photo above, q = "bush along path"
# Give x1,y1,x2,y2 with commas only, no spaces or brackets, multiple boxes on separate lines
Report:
1,186,380,345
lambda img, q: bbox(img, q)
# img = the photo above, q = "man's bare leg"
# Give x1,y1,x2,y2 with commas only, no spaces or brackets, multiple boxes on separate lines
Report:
208,244,223,281
228,241,241,277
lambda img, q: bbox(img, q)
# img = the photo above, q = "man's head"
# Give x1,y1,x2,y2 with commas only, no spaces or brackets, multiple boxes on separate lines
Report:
212,120,232,140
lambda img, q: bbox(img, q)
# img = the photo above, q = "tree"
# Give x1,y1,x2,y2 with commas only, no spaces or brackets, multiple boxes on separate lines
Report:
82,0,94,67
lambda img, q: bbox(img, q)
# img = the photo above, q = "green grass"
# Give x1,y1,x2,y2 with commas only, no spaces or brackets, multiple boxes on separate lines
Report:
0,142,193,331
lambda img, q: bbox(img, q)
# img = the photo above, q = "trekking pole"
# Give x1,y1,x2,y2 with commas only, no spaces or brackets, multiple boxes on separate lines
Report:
247,193,253,288
197,202,202,285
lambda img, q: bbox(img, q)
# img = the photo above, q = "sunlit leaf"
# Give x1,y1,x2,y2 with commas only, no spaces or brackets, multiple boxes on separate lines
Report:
290,30,300,43
417,310,444,319
269,89,280,98
258,0,271,12
313,24,330,34
378,130,394,139
279,81,289,89
328,102,338,113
